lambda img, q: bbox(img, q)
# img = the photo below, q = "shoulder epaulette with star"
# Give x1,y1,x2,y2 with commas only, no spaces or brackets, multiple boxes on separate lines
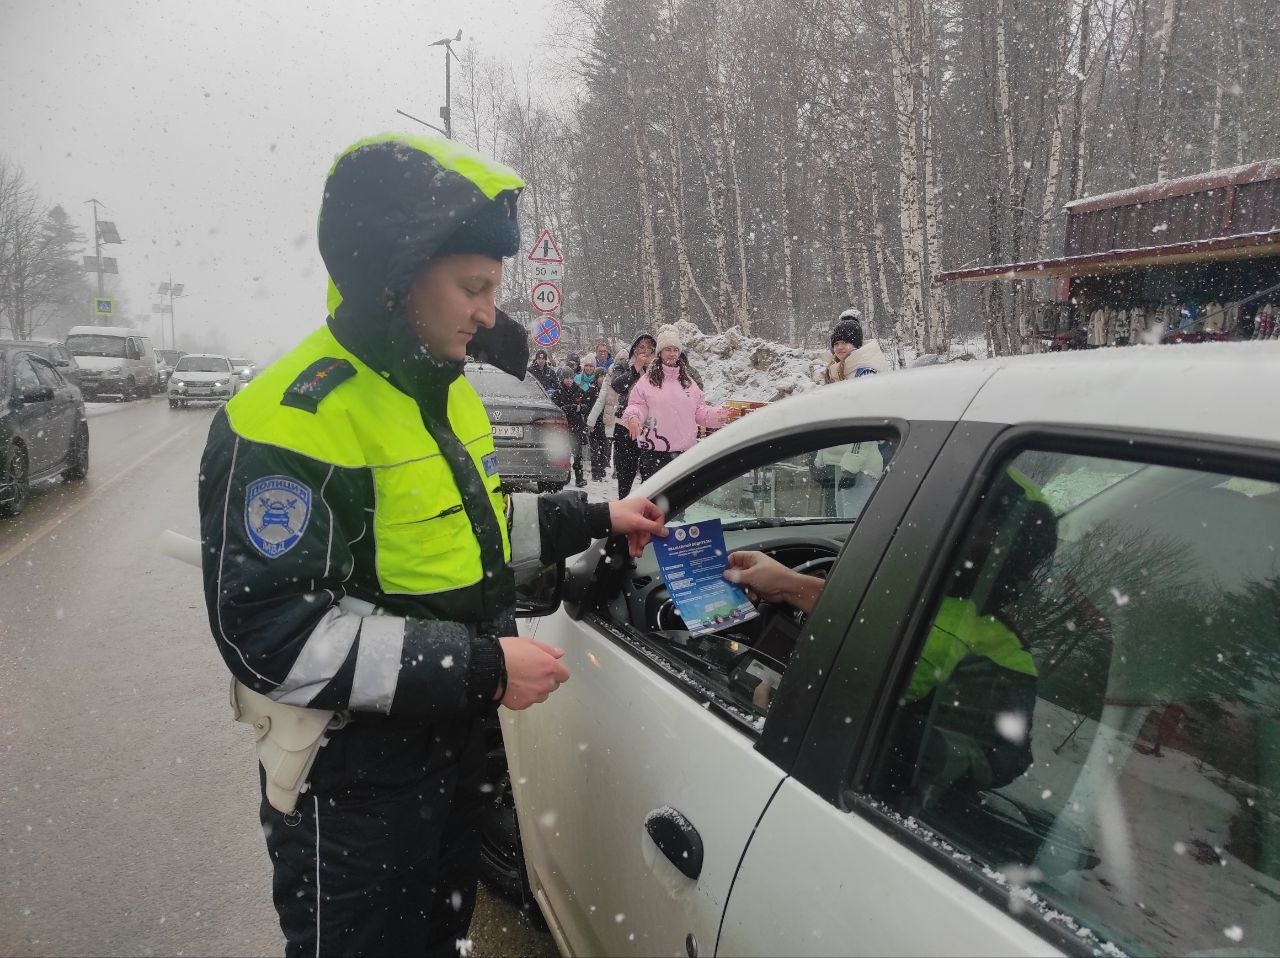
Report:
280,357,357,413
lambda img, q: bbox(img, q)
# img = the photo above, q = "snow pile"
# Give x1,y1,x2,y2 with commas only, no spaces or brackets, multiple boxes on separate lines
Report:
673,321,829,404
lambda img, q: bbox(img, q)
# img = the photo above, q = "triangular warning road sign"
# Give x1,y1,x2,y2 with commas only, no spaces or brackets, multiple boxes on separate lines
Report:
527,227,564,264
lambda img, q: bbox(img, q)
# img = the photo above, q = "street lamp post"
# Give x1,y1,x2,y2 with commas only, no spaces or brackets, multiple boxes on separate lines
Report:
83,199,122,324
154,277,184,349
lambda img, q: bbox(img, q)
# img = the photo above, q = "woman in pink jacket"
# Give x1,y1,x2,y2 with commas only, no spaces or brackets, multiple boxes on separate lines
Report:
622,324,728,482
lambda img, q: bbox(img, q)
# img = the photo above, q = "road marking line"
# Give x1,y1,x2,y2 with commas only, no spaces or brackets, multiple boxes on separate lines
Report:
0,418,203,568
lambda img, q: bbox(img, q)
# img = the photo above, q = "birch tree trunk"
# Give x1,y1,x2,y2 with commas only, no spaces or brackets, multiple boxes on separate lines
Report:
1209,14,1224,169
1153,0,1182,181
886,0,927,354
918,0,948,351
1127,0,1149,182
1227,0,1248,164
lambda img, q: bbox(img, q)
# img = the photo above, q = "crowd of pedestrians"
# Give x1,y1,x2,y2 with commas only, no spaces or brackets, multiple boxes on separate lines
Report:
530,309,885,499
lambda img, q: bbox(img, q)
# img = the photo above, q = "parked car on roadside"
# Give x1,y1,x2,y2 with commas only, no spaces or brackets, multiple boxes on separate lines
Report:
64,325,161,400
167,353,239,407
1,344,89,517
464,361,570,492
498,343,1280,958
0,339,82,389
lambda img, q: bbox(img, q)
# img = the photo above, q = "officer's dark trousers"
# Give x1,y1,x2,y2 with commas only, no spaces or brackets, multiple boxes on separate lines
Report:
613,425,641,497
260,717,488,958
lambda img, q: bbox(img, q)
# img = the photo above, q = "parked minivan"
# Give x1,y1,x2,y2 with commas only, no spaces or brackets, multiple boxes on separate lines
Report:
64,326,161,401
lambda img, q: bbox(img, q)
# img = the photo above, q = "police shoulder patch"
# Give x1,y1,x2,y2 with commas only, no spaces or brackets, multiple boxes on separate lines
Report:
245,476,313,559
280,357,357,413
482,452,500,477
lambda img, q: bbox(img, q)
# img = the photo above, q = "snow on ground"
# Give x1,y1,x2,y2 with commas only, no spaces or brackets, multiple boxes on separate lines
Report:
674,321,829,404
84,400,140,419
671,320,991,405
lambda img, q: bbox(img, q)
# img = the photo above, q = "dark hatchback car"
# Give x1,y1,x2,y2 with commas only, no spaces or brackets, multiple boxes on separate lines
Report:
464,362,570,492
0,339,82,388
1,344,89,517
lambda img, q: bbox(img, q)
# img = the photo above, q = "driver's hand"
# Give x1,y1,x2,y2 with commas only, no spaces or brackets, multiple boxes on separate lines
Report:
723,550,797,604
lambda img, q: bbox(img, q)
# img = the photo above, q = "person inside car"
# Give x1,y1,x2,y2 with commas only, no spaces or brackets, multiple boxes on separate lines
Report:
725,467,1057,807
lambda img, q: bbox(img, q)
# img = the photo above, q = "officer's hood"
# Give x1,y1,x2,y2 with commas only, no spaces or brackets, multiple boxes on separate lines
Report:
317,133,530,398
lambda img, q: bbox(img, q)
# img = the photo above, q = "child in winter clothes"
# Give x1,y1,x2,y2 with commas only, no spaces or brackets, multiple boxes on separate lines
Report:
553,365,591,486
815,310,890,517
822,308,887,383
622,324,727,483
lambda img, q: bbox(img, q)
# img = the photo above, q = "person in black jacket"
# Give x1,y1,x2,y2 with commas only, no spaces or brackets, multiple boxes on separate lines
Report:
527,348,557,394
602,332,656,497
197,133,666,958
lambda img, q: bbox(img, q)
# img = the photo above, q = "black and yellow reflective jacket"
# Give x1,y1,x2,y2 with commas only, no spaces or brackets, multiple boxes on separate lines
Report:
197,134,606,722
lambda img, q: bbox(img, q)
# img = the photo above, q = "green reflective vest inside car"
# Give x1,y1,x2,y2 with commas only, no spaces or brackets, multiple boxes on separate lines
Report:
904,597,1038,703
226,325,510,596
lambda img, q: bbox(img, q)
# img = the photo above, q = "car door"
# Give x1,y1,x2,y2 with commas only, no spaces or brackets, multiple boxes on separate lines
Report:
720,418,1280,957
507,417,952,957
10,354,55,473
29,356,75,462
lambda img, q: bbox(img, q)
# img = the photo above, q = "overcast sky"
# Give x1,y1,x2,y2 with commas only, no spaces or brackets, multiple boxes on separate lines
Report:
0,0,560,359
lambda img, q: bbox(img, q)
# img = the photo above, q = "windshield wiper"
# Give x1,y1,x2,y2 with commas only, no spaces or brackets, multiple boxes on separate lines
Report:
721,516,844,531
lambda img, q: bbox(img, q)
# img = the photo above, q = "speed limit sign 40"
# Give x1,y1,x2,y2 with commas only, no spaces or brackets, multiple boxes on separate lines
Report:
531,280,562,314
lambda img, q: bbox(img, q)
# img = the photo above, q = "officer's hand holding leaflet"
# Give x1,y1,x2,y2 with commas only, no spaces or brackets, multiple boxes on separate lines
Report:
608,495,668,557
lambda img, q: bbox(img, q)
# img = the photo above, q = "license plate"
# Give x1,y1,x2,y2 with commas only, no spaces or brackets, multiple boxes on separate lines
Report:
189,387,211,394
492,425,524,439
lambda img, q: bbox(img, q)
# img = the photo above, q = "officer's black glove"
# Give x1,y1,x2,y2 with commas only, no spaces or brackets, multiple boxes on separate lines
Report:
470,308,530,380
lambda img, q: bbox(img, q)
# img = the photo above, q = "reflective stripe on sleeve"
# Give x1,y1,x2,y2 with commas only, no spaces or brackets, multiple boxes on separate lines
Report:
507,492,543,568
271,607,361,706
349,615,407,713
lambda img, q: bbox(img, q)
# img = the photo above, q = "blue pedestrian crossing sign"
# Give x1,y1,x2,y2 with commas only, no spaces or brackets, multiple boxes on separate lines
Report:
532,314,561,347
93,297,115,317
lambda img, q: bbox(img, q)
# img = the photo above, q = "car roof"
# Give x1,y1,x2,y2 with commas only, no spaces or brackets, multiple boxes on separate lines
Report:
667,342,1280,480
65,326,147,338
178,353,231,360
0,339,60,348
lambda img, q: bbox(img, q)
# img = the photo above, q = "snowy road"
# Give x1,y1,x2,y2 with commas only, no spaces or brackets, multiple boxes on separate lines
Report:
0,399,554,957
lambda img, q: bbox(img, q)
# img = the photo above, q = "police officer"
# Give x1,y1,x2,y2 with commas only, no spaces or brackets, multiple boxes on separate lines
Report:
197,133,666,957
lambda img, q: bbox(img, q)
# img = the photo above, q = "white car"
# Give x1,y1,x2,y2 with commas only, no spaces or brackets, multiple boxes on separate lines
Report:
167,353,239,407
505,343,1280,958
229,357,257,388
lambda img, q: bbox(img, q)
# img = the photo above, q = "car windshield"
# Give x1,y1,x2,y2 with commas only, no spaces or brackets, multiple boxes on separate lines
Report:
156,350,183,364
230,358,252,368
65,335,126,359
174,356,230,373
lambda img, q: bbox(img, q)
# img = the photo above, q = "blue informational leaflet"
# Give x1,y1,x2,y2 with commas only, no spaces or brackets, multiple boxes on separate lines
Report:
651,518,759,636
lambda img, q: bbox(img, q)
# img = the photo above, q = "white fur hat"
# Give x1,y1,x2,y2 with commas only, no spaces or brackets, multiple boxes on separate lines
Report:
655,323,682,354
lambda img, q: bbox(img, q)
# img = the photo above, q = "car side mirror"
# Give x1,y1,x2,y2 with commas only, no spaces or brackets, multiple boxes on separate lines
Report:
515,558,565,617
21,385,54,403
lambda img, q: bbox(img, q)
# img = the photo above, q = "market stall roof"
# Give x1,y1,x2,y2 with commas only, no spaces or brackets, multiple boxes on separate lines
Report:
936,228,1280,284
1062,158,1280,214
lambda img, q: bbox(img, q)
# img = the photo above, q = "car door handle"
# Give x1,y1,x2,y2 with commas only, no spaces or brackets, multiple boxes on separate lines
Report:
644,806,704,880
